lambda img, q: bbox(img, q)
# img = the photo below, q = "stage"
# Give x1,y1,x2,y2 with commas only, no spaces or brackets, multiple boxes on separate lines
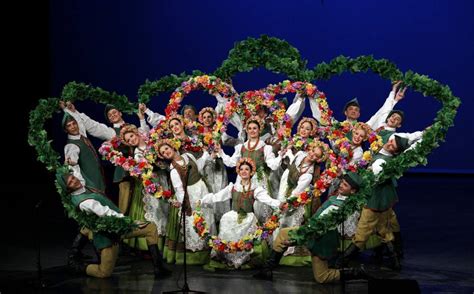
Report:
1,174,473,293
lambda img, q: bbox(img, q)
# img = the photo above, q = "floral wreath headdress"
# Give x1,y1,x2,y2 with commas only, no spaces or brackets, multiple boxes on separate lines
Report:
236,157,257,176
307,140,331,162
119,124,139,145
198,107,216,125
167,114,185,132
244,115,265,134
155,138,180,159
352,122,372,141
297,117,319,137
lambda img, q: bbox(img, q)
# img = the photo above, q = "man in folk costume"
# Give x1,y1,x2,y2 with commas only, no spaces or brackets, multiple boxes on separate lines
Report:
57,171,172,279
61,102,109,267
254,172,369,284
309,81,406,130
62,101,150,214
336,135,414,270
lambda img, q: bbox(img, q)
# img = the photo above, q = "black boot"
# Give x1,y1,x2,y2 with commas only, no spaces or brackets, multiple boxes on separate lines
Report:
393,232,404,259
149,245,172,278
372,244,385,265
385,242,401,271
252,250,284,281
335,243,360,268
340,264,370,281
68,233,90,267
68,257,88,275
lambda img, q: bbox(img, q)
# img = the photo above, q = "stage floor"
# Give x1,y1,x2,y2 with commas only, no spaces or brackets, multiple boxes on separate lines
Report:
1,174,473,293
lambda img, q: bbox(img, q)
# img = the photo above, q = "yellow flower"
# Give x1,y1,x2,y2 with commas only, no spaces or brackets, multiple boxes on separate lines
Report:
363,151,372,161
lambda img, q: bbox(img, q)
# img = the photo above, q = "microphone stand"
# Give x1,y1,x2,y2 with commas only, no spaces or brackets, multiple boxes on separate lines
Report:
163,191,205,294
34,200,48,290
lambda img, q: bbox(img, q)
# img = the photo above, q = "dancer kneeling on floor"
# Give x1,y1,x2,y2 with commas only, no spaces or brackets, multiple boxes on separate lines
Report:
56,171,172,279
253,172,369,284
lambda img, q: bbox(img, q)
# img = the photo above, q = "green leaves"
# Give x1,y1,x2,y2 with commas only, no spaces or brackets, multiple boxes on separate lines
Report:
28,35,460,238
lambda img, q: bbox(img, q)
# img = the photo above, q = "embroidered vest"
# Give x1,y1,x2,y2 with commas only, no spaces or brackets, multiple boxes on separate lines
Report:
231,187,255,213
71,192,122,250
67,136,105,193
366,153,398,211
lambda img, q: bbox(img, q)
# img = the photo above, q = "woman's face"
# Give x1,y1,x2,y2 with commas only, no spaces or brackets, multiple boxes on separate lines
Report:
298,122,313,138
124,132,139,147
159,144,175,160
352,128,366,146
169,119,184,135
246,122,260,139
202,111,214,127
239,164,252,180
307,147,323,163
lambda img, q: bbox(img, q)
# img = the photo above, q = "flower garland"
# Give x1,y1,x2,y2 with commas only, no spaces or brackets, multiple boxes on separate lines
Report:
191,188,312,254
98,137,174,201
163,75,238,147
192,206,280,253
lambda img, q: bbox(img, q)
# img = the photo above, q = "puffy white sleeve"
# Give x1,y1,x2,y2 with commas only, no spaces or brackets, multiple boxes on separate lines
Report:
200,183,234,207
366,91,397,129
79,199,124,218
371,158,387,176
254,186,281,209
264,144,282,170
145,109,165,128
65,109,116,140
219,143,242,168
290,173,313,197
64,143,81,164
170,168,185,204
350,146,363,165
138,119,150,134
309,98,322,124
286,93,305,124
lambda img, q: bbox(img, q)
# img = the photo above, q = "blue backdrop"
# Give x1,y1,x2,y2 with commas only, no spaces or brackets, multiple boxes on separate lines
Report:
48,0,474,173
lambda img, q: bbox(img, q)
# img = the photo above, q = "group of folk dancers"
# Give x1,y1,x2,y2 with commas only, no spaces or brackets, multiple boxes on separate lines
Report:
56,81,426,283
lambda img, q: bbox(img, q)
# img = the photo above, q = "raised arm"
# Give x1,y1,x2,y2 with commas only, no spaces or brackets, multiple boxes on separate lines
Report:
200,183,234,206
366,81,404,129
254,186,281,209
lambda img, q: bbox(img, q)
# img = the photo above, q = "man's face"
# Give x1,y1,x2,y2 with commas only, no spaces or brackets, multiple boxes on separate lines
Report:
386,113,402,128
107,109,123,124
337,179,356,196
344,105,360,121
383,137,399,154
66,174,83,192
65,120,80,136
183,108,196,121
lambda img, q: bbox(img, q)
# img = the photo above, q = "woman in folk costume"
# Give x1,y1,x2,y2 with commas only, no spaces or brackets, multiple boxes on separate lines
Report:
166,114,203,159
156,139,214,265
199,158,283,269
326,122,372,197
197,107,230,223
285,117,320,157
276,140,329,266
119,121,169,252
218,116,284,224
